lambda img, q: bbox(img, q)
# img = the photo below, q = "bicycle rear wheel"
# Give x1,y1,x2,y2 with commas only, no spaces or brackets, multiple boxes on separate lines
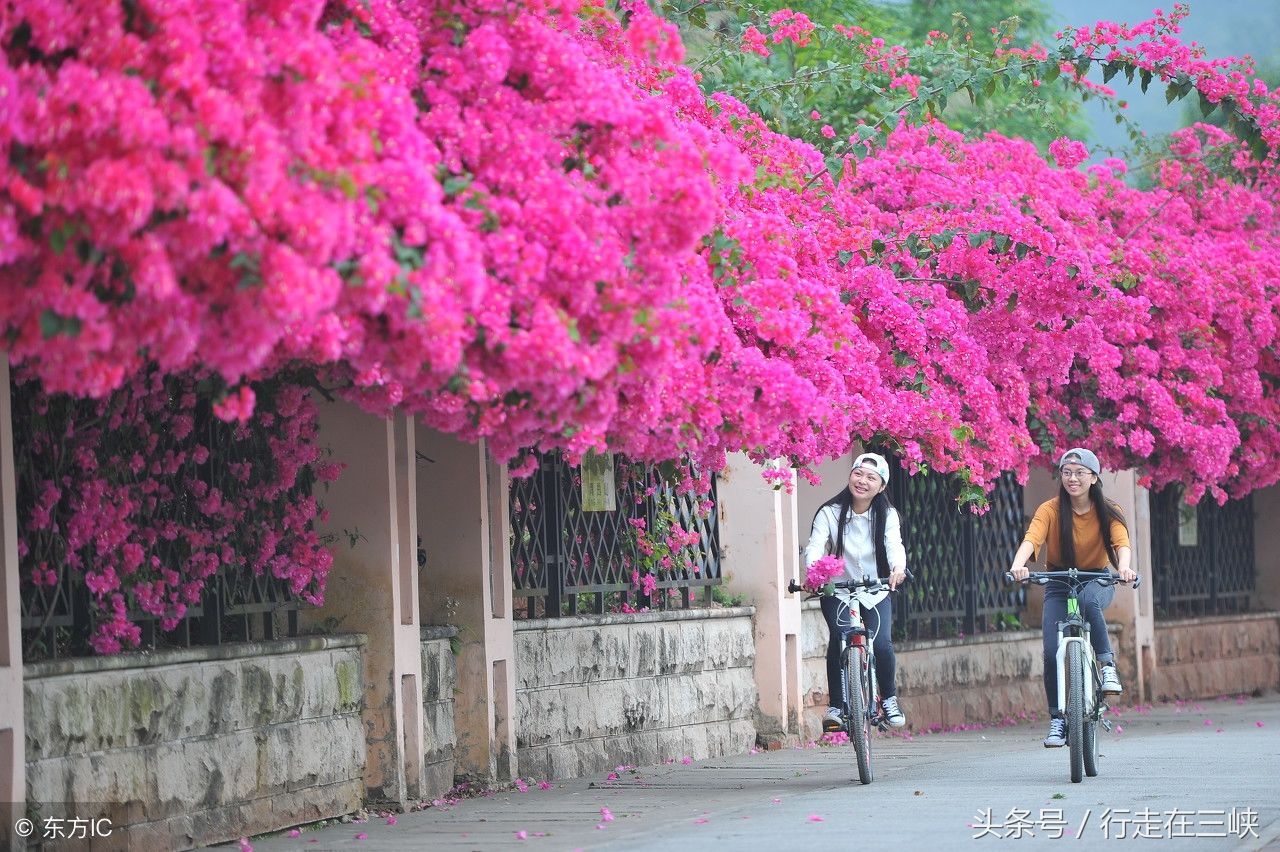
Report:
1066,642,1085,783
844,645,873,784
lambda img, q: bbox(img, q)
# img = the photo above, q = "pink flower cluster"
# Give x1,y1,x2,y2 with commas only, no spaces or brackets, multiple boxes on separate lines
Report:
14,369,338,654
804,555,844,593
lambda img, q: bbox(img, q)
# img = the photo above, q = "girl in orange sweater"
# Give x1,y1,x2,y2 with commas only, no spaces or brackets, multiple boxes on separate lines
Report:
1009,448,1137,748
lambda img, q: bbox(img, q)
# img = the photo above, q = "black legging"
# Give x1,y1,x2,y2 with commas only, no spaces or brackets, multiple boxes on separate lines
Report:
821,593,897,710
1042,580,1115,711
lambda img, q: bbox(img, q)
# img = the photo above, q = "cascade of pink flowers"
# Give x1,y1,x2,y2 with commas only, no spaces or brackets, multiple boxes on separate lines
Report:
0,0,1276,516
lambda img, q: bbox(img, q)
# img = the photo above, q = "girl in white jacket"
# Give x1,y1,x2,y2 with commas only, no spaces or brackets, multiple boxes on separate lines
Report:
804,452,909,731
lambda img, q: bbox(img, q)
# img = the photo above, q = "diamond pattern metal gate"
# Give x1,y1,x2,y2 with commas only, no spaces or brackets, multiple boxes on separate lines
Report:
885,462,1026,641
509,452,721,619
1150,489,1255,618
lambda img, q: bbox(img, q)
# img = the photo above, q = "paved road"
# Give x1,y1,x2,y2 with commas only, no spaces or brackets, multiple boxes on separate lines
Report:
240,694,1280,852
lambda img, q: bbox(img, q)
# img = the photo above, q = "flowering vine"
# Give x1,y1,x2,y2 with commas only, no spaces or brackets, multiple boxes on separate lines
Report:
0,0,1276,510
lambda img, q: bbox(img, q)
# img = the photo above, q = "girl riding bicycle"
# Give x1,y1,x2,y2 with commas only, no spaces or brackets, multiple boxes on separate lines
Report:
804,452,909,732
1009,447,1137,748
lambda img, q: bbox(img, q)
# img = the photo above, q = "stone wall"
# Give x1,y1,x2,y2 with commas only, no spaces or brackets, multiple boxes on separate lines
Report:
24,635,365,852
1150,613,1280,700
421,626,458,795
514,608,757,780
802,603,1054,736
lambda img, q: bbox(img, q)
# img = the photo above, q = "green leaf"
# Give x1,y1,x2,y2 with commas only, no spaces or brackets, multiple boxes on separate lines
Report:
930,230,955,250
1005,291,1019,312
1014,242,1031,260
49,222,75,255
1199,92,1217,117
871,239,886,254
967,231,990,249
39,309,82,340
992,233,1011,253
1102,63,1119,84
1073,58,1090,79
1139,69,1153,94
1041,61,1061,84
837,250,854,267
687,5,706,28
441,174,473,196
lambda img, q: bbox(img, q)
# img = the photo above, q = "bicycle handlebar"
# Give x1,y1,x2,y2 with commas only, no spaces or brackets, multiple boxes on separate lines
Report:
1004,569,1141,590
787,577,893,595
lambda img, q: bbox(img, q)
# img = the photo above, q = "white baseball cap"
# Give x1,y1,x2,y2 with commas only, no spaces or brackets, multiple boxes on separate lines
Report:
852,452,890,484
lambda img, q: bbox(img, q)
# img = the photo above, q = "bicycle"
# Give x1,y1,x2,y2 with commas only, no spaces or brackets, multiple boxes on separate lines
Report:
1004,568,1141,783
788,576,893,785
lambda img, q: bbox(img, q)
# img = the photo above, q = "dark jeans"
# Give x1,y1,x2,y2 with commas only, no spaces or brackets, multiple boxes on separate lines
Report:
1042,580,1115,711
821,593,896,711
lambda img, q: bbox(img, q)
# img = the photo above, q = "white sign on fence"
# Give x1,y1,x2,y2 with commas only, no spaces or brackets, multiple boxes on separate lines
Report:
581,450,616,512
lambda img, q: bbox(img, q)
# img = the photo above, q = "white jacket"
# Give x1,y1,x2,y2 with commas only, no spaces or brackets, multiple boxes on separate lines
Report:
804,502,907,581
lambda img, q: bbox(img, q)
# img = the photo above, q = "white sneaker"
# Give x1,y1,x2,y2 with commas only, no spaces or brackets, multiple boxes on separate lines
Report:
1100,664,1123,695
822,706,844,732
1043,716,1067,748
882,695,906,728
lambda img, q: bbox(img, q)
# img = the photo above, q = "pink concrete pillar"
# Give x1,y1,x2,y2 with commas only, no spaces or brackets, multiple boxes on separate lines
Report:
414,429,516,783
0,355,23,827
311,401,424,806
1097,470,1154,704
1255,486,1280,612
719,454,804,744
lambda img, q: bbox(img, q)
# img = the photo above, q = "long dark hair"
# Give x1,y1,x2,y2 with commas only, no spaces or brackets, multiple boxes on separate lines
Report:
1056,480,1126,569
816,487,893,578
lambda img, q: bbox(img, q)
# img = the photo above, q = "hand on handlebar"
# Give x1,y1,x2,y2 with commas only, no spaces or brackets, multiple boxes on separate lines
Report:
1009,564,1030,582
1116,565,1138,583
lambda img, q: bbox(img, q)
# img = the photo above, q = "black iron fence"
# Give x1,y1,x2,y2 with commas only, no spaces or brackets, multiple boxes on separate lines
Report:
15,373,312,661
21,565,304,661
1150,488,1255,618
884,461,1027,641
509,452,721,618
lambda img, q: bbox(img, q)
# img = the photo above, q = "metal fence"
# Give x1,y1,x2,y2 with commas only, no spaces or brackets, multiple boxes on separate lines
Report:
884,461,1027,641
21,565,303,661
509,452,721,619
1150,489,1255,618
15,377,307,661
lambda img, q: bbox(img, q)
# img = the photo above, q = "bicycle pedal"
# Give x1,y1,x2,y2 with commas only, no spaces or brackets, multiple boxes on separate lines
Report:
1101,719,1113,733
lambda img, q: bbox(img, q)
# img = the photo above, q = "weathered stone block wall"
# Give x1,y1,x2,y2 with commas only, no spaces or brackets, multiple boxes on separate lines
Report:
801,602,1048,736
421,626,458,796
1151,613,1280,700
515,608,757,780
24,635,365,852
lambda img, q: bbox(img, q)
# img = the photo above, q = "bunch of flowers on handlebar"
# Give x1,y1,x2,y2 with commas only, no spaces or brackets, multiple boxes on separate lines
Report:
804,555,845,594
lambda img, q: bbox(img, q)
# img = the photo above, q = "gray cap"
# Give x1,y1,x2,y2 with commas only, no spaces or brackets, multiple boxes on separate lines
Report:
1057,447,1101,475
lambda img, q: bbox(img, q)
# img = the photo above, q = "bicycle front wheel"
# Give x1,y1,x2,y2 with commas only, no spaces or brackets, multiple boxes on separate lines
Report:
1067,642,1085,783
844,645,873,785
1084,664,1100,777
